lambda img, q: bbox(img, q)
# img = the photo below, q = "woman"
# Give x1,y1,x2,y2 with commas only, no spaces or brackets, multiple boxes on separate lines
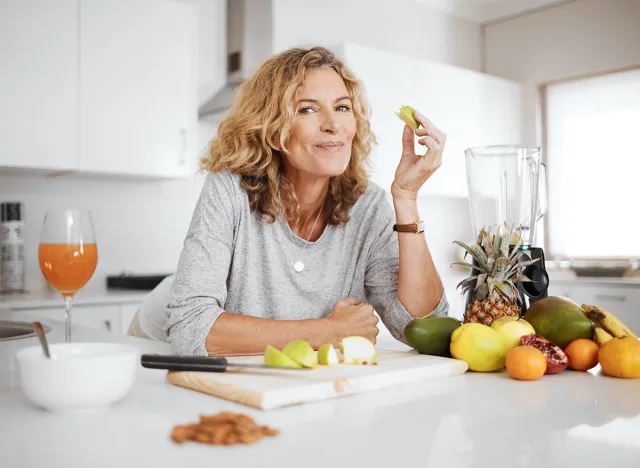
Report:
164,46,448,356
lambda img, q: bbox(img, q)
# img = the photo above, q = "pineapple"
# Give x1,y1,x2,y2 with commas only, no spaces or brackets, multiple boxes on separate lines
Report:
453,223,538,326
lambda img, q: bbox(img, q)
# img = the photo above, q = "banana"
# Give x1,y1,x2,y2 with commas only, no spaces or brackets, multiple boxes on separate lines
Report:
594,326,613,346
582,304,638,340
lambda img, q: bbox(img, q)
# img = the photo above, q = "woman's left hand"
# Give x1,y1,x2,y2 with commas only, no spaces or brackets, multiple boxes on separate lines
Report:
391,110,446,200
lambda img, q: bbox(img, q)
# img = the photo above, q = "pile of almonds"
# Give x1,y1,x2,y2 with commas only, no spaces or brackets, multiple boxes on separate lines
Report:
171,411,279,446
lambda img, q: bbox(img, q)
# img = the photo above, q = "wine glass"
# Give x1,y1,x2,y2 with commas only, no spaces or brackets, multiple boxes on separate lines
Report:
38,210,98,343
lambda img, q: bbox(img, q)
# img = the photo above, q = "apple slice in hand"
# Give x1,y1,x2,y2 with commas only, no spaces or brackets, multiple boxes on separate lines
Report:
395,105,419,131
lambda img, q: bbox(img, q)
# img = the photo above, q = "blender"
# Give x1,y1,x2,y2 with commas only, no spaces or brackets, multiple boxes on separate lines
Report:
464,145,549,315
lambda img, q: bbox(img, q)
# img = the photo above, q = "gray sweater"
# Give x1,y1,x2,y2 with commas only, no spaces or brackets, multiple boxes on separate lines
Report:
165,169,449,356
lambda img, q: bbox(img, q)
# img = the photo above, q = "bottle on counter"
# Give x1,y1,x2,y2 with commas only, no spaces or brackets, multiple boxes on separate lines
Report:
1,202,26,292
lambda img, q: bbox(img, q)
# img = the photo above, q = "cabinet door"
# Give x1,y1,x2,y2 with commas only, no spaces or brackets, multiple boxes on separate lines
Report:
119,303,141,335
78,0,197,178
477,75,522,149
0,0,78,171
18,304,121,333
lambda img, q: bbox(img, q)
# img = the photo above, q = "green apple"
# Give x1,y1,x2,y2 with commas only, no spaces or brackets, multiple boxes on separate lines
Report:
264,345,303,369
395,105,419,131
282,339,317,368
341,336,377,365
490,316,536,351
317,344,339,365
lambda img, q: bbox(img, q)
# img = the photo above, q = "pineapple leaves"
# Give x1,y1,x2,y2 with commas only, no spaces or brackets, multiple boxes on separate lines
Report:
475,273,488,291
451,261,486,274
453,223,539,307
453,241,489,270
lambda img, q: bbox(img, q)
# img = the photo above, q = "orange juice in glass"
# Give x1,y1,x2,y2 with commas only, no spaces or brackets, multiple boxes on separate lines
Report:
39,210,97,342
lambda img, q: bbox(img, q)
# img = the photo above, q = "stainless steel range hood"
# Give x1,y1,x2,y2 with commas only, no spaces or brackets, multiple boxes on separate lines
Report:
199,0,274,122
198,81,242,120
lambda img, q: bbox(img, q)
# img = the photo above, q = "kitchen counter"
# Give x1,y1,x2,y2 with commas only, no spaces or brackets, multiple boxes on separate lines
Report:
2,319,640,468
0,287,149,309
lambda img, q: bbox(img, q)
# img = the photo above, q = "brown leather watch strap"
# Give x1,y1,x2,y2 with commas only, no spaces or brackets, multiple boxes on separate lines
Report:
393,220,425,233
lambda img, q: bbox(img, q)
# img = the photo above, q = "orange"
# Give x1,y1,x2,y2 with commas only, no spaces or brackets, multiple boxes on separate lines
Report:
565,339,600,371
598,337,640,379
505,346,547,381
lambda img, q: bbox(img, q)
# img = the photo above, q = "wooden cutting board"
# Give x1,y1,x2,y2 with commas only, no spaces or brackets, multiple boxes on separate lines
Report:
166,350,468,410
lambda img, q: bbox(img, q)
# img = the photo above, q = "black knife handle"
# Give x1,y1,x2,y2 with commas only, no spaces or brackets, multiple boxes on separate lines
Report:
141,354,229,372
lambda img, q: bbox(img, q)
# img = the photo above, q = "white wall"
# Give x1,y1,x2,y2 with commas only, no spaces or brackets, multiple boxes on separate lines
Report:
484,0,640,144
273,0,483,71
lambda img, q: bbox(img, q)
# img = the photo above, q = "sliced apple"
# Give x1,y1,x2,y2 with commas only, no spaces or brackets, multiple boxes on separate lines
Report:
341,336,377,365
282,340,317,368
317,344,339,366
395,105,419,131
264,345,303,369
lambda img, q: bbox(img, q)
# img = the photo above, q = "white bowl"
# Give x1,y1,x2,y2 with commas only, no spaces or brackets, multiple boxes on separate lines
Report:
16,342,140,411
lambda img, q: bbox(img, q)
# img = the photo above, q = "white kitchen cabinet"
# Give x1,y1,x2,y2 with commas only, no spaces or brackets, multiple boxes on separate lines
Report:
8,300,147,335
0,0,197,178
119,303,140,335
0,0,78,171
335,42,522,197
18,304,122,334
78,0,197,178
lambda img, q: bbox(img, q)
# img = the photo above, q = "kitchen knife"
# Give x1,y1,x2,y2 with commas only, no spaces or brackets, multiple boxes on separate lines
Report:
140,354,303,373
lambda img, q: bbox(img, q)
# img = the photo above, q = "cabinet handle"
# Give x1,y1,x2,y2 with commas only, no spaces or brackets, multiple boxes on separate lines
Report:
594,294,627,302
103,320,112,332
179,129,187,165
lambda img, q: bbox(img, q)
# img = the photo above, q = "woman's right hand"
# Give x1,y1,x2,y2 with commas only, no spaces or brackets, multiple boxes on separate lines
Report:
326,298,379,344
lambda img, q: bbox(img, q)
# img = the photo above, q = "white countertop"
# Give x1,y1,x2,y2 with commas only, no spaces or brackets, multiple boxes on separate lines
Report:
0,287,149,309
2,319,640,468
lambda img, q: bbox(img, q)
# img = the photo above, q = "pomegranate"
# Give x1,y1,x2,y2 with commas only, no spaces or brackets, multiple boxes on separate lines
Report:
521,335,569,374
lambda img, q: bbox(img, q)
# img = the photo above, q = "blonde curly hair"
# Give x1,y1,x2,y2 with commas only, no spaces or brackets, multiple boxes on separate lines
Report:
201,46,375,225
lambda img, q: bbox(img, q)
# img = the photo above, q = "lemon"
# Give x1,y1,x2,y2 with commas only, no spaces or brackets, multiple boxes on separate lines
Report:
317,344,339,365
450,323,506,372
282,340,317,368
490,316,535,351
342,336,377,365
264,345,303,369
395,105,419,131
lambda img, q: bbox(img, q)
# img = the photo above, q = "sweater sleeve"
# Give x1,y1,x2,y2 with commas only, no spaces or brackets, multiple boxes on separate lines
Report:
364,195,449,344
164,170,238,356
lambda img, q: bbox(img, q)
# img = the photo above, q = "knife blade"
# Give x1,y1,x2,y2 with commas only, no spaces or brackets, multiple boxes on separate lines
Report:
140,353,301,373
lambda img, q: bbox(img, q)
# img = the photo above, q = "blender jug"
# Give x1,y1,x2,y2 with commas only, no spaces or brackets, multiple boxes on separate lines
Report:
465,145,543,244
464,145,549,312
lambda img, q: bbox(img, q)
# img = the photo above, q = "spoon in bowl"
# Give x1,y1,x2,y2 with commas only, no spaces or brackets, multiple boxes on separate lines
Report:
32,321,51,359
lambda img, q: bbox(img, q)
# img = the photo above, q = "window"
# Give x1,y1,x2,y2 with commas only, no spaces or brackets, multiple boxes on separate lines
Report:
542,67,640,259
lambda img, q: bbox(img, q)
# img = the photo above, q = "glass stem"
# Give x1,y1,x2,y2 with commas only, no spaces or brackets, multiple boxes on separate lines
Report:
64,296,73,343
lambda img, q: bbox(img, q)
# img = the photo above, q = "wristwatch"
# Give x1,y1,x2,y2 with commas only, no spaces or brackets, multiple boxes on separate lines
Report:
393,220,425,234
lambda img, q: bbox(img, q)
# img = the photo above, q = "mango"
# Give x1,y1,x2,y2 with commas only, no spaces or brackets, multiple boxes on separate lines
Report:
523,296,594,348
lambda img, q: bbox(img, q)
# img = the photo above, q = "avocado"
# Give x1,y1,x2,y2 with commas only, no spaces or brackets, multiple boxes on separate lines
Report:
523,296,594,348
404,316,461,357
